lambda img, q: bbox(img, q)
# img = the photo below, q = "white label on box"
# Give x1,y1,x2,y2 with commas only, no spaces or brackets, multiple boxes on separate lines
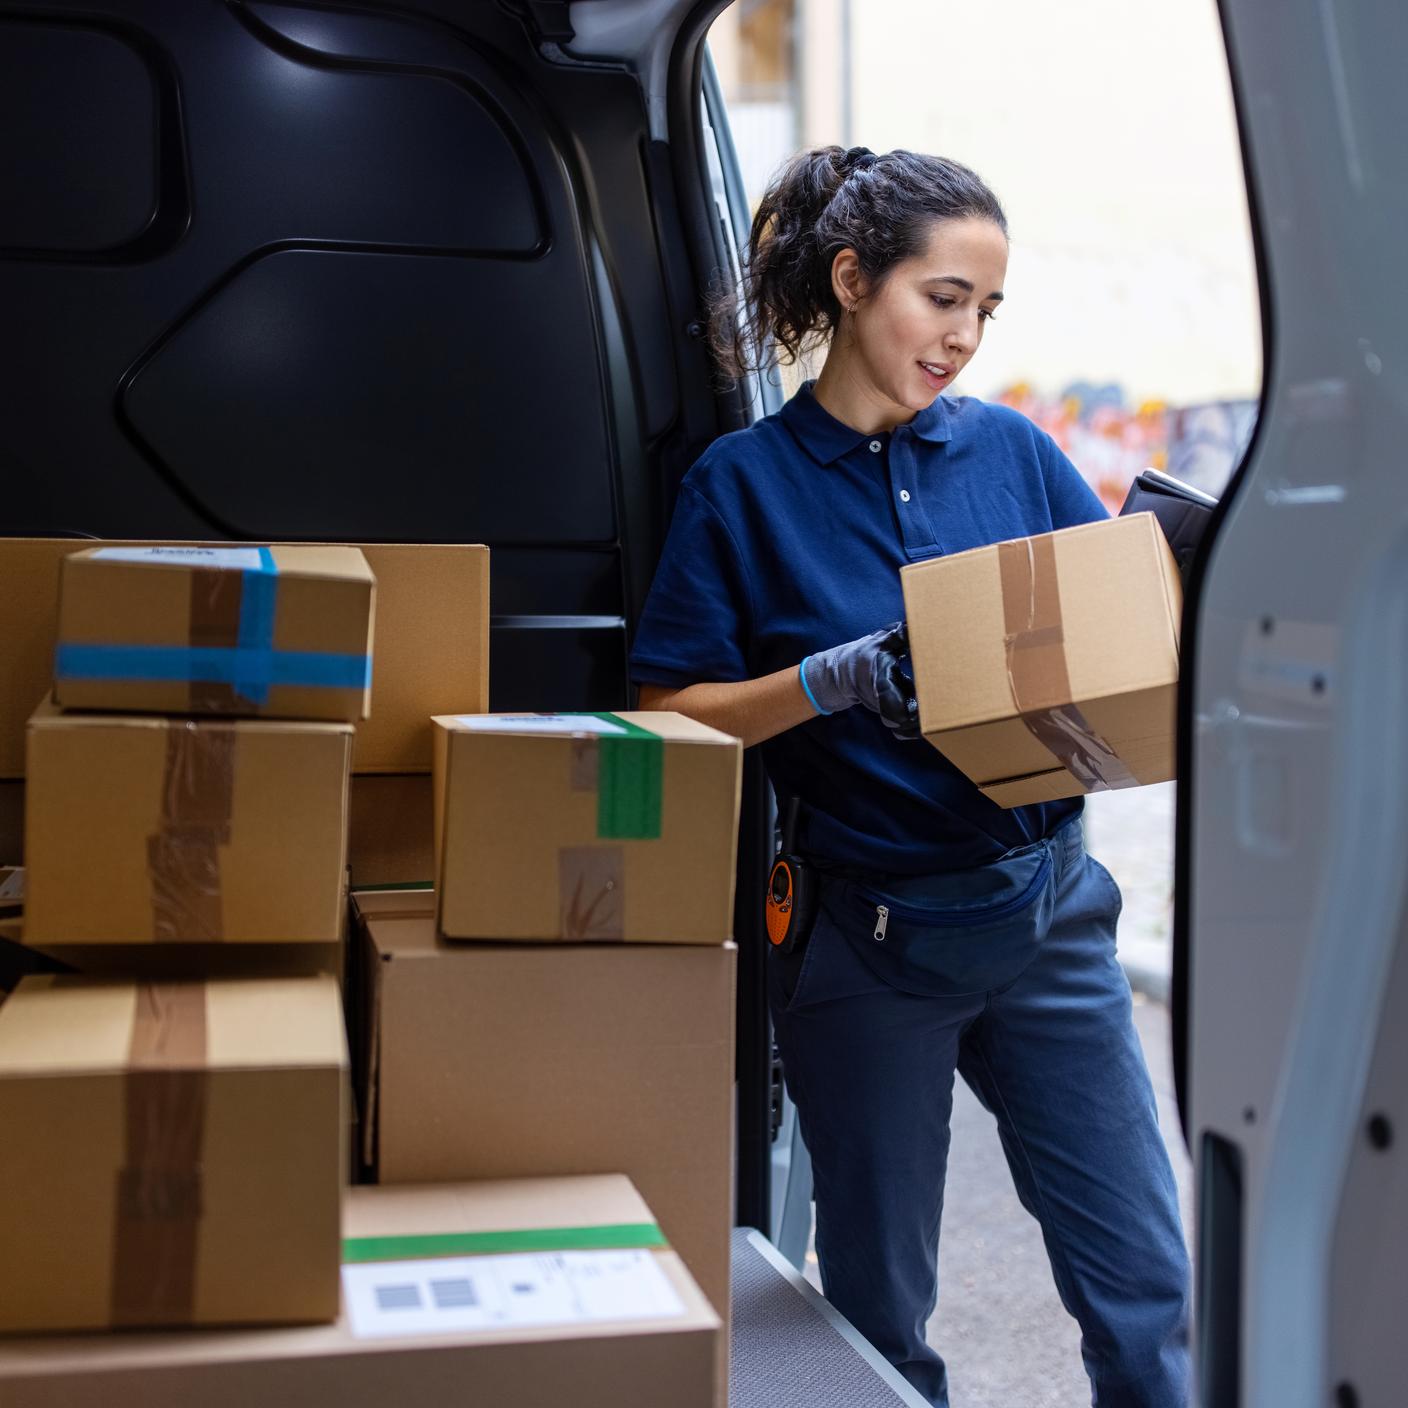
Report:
451,713,629,736
90,546,266,569
0,868,22,902
341,1249,685,1340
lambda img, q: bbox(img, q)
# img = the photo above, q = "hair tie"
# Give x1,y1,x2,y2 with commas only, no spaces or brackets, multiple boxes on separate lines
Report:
843,146,879,175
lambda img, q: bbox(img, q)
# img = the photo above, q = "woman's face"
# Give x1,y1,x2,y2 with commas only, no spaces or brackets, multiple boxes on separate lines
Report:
835,215,1009,417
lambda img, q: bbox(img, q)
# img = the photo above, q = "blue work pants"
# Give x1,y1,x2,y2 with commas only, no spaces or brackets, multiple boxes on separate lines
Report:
768,819,1190,1407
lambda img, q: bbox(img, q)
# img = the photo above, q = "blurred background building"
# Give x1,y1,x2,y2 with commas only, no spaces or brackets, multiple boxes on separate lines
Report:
708,0,1261,507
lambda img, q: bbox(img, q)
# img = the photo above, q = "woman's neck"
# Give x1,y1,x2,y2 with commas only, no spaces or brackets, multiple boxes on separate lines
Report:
812,352,917,436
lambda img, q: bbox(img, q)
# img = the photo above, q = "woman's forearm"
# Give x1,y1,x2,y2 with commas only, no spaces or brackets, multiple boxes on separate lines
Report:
637,665,817,748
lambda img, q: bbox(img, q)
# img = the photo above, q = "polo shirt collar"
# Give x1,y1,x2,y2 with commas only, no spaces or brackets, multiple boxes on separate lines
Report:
781,381,953,465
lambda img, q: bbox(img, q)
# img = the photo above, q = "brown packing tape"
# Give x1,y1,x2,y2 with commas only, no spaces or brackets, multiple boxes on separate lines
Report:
559,846,625,940
997,536,1139,793
111,982,209,1327
146,723,236,942
188,567,244,713
570,737,599,792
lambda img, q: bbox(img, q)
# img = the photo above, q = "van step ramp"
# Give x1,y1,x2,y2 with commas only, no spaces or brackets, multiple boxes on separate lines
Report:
729,1228,930,1407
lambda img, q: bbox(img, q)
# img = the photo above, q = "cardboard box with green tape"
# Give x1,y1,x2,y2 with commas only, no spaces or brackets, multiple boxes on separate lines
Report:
0,1175,720,1408
431,712,742,945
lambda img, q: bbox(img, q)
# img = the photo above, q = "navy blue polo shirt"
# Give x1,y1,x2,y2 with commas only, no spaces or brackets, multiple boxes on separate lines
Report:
629,382,1109,875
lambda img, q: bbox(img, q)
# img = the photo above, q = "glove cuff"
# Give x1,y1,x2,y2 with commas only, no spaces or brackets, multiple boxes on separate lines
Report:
798,657,834,716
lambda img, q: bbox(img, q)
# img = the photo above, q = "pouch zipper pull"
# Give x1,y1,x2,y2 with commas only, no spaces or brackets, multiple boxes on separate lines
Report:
873,904,889,942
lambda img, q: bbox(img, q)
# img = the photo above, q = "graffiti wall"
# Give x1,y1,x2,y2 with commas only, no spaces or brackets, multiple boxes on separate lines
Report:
996,382,1257,511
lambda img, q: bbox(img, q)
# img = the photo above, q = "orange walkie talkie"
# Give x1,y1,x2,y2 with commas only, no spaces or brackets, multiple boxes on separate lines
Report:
766,797,818,957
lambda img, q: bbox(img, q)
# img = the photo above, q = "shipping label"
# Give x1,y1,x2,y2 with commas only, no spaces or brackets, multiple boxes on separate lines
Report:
341,1248,685,1340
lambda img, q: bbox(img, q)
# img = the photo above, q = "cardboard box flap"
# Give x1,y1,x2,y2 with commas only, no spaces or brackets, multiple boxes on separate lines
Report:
0,975,346,1076
351,891,438,954
903,513,1181,734
350,887,436,919
344,1174,660,1244
612,712,738,746
433,711,735,747
67,544,374,585
27,697,354,740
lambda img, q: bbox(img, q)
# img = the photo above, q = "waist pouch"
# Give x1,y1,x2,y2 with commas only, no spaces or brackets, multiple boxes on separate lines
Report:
823,835,1060,999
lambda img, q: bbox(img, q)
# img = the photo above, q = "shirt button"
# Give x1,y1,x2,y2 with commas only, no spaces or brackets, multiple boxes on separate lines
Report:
899,489,911,503
869,439,882,453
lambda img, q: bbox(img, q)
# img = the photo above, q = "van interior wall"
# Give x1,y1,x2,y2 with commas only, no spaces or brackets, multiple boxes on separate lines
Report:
0,0,726,710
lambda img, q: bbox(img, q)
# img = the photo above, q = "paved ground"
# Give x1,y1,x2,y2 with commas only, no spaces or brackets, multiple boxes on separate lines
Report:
802,786,1188,1406
1085,783,1177,1001
928,998,1192,1407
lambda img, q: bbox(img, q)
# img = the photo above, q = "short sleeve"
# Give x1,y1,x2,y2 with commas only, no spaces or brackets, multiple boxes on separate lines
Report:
629,482,753,688
1041,433,1110,529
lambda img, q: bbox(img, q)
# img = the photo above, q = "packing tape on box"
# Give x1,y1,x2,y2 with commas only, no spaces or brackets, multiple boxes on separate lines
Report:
111,982,209,1327
585,713,664,841
342,1222,668,1264
53,547,371,710
147,722,236,942
557,713,664,939
559,844,625,940
997,536,1138,792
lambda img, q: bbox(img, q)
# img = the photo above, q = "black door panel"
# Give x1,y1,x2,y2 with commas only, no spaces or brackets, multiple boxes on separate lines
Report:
0,0,704,718
121,247,612,542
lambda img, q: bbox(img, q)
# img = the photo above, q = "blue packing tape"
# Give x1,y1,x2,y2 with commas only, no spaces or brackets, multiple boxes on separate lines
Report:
235,546,280,705
57,546,372,700
54,644,372,691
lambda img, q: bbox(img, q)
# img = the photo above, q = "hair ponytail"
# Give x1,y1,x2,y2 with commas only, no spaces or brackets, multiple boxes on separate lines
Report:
708,145,1007,382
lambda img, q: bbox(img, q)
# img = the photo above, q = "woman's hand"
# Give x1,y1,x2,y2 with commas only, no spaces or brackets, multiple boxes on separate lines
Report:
636,623,921,748
801,623,921,739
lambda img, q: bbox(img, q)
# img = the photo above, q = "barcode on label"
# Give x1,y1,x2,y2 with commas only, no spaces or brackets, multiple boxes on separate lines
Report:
430,1277,479,1309
374,1283,423,1311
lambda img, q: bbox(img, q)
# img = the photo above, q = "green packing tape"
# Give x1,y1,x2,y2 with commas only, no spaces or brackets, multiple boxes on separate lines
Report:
580,713,664,841
342,1221,668,1264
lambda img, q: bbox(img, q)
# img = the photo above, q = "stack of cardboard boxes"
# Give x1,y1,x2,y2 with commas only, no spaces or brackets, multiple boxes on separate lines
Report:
0,540,738,1408
3,543,370,1334
352,707,743,1403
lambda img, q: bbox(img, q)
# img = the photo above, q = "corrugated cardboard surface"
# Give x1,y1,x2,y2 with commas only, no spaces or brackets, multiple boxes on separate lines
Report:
433,711,742,943
0,1177,719,1408
0,539,488,779
54,545,375,721
352,891,736,1325
348,774,435,888
902,513,1182,805
351,545,488,773
0,974,346,1333
24,701,351,944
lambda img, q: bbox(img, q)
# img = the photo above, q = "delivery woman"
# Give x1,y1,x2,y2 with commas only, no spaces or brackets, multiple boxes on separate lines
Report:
629,146,1189,1407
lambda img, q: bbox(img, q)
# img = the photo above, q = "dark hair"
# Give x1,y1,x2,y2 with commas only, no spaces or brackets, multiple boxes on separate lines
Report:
709,145,1008,380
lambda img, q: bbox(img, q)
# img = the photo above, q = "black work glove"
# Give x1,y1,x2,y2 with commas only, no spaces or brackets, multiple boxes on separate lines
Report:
800,622,921,740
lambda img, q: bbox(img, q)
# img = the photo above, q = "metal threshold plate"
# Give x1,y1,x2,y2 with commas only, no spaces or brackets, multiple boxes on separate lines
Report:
730,1228,931,1407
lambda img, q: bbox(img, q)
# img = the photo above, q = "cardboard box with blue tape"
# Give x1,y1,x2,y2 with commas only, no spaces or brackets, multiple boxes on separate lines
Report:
53,544,375,723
